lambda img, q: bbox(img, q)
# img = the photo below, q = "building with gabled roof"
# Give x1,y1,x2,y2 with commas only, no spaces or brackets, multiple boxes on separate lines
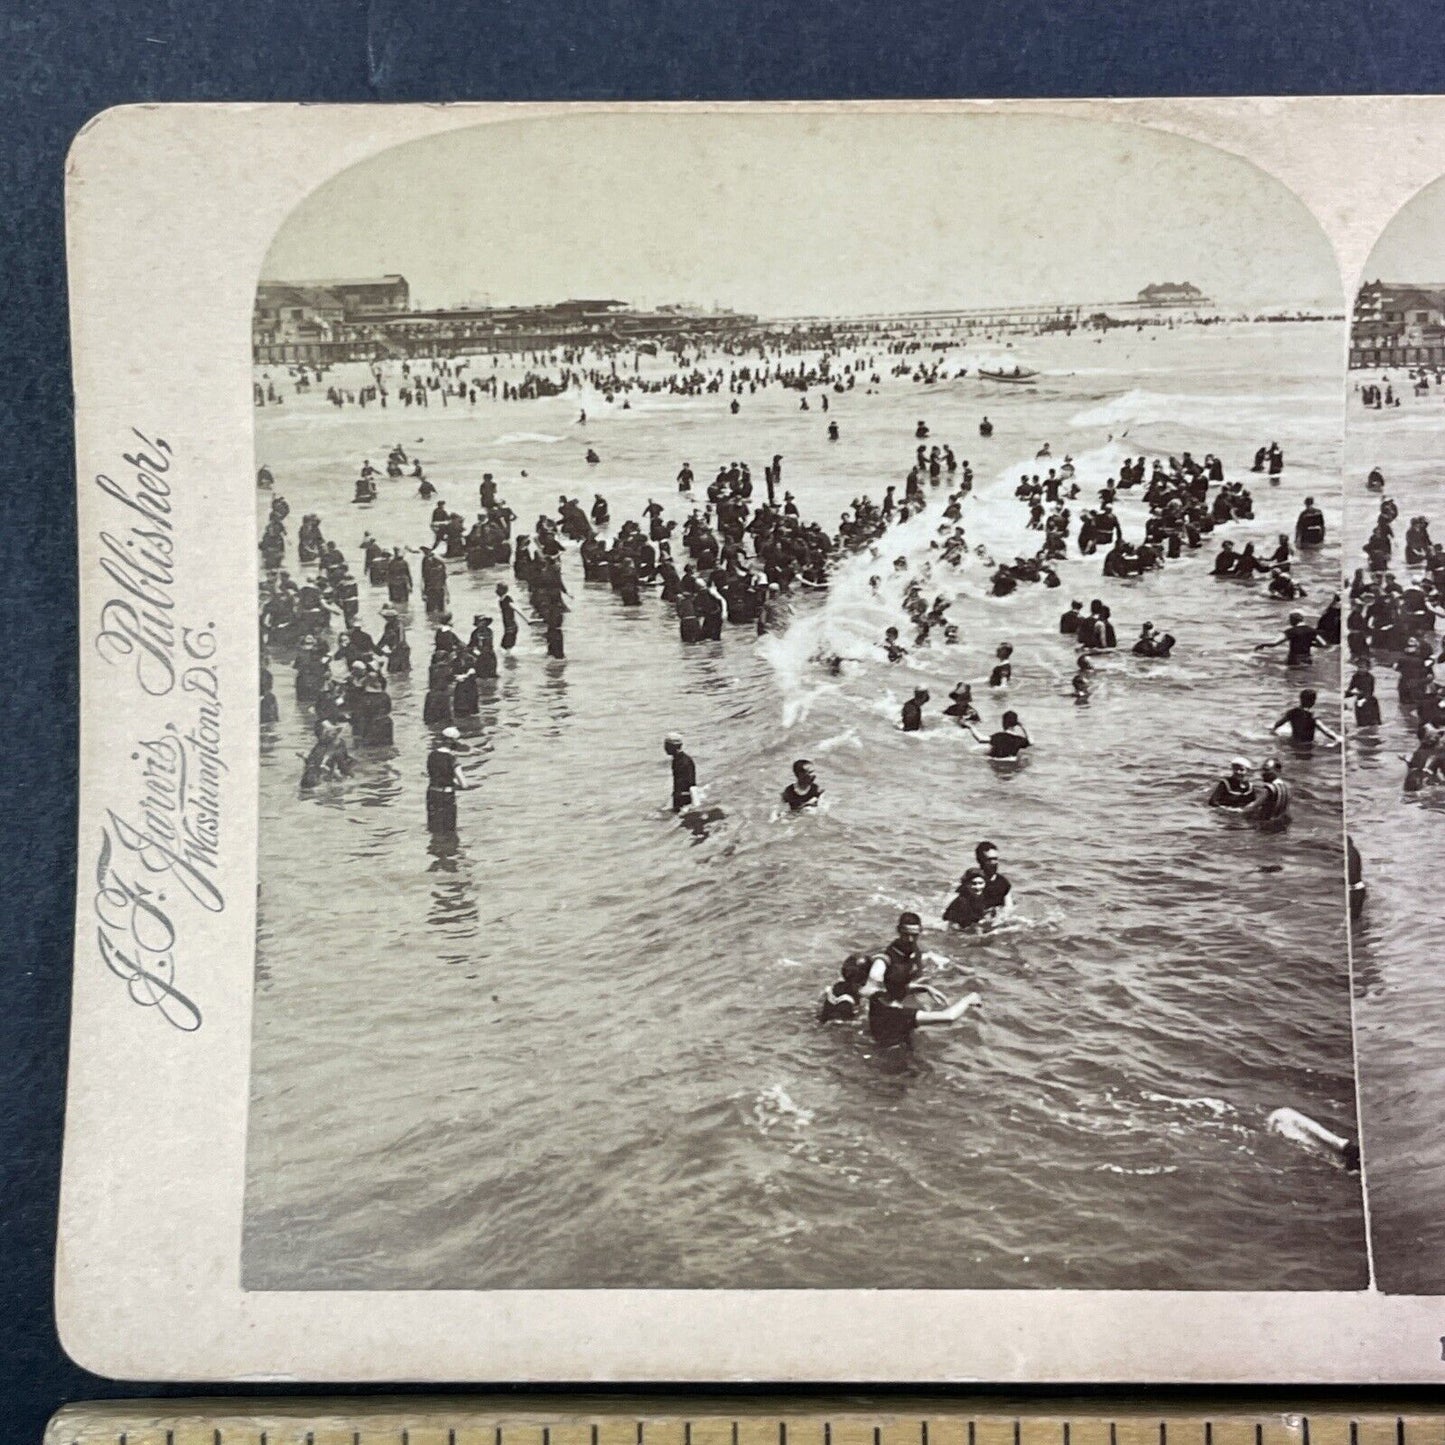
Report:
1351,281,1445,365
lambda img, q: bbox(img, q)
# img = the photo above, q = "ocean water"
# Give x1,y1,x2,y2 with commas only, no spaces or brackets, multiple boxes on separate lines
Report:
1343,377,1445,1293
243,321,1367,1291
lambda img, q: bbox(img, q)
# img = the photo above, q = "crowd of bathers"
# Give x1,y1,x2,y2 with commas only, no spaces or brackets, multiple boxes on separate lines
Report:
1344,484,1445,790
256,338,1359,1056
256,337,915,420
793,431,1344,1047
256,419,939,799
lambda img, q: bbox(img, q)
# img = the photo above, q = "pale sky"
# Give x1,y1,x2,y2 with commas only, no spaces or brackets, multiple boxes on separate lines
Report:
264,111,1342,316
1363,172,1445,285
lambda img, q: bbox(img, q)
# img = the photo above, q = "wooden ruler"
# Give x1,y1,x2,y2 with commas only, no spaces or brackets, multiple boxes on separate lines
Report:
41,1399,1445,1445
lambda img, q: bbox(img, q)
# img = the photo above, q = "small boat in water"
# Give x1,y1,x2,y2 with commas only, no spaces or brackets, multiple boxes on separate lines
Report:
978,366,1040,384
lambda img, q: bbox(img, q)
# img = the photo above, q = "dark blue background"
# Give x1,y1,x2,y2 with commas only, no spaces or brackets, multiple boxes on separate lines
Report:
4,2,1442,1440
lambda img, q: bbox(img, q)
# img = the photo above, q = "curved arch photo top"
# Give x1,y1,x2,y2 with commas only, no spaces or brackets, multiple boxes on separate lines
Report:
243,109,1364,1293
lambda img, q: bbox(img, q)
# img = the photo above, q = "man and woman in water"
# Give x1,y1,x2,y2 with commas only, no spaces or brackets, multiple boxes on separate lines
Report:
818,844,1011,1044
817,911,983,1050
1207,754,1292,824
1203,682,1342,822
943,841,1012,927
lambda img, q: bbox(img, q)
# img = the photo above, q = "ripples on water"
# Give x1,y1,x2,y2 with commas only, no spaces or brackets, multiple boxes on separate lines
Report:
1345,389,1445,1292
244,323,1365,1290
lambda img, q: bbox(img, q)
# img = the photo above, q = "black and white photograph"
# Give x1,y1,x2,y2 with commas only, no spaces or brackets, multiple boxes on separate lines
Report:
242,111,1366,1293
1345,185,1445,1294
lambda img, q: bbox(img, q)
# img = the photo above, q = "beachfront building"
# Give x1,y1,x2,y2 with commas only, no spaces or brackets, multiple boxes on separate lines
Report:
253,284,766,364
1135,282,1208,306
254,276,410,362
1351,281,1445,367
312,275,411,317
253,282,348,359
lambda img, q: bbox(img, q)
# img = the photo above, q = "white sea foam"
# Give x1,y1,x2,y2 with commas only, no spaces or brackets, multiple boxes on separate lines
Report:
752,1083,815,1132
1069,387,1333,436
757,440,1127,726
1143,1090,1233,1116
811,727,863,753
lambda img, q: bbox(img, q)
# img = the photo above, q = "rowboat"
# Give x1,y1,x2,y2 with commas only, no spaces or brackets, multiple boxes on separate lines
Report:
978,367,1039,384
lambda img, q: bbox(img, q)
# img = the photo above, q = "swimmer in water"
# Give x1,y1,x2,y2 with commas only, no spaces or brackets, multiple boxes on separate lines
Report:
962,710,1030,758
1347,835,1366,921
883,626,908,663
942,867,996,930
1402,725,1445,792
973,840,1012,911
782,759,822,812
901,688,929,732
1255,611,1321,666
1243,755,1291,823
817,953,870,1023
1208,756,1255,809
877,911,928,987
663,732,696,812
1272,688,1341,746
989,642,1014,688
863,955,979,1049
944,682,980,724
1346,668,1382,727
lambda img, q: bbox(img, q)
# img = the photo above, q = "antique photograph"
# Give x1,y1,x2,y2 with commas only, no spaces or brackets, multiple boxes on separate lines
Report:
242,111,1366,1292
1345,180,1445,1294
